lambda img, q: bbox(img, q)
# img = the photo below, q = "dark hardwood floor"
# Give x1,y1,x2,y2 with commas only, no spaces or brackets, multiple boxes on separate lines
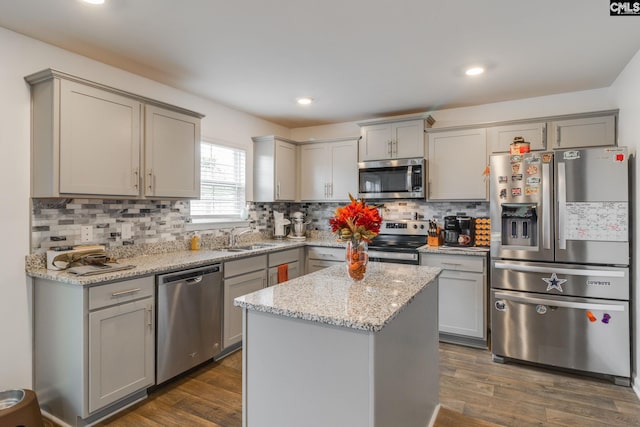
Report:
59,343,639,427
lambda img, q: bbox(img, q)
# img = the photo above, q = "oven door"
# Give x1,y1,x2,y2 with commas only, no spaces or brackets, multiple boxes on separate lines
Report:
358,158,424,199
491,289,630,379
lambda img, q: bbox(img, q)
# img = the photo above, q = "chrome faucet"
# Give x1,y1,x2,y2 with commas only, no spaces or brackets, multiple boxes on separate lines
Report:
229,227,253,247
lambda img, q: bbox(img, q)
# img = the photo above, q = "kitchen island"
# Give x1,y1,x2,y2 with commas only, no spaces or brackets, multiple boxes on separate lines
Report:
235,262,441,427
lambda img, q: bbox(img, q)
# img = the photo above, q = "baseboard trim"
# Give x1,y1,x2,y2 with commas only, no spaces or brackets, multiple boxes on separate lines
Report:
428,403,441,427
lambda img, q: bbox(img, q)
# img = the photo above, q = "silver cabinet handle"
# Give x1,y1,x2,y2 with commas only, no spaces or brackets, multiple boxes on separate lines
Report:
329,182,333,198
494,291,626,312
133,168,139,190
276,182,280,199
147,169,153,192
146,305,153,327
111,288,141,297
388,140,392,156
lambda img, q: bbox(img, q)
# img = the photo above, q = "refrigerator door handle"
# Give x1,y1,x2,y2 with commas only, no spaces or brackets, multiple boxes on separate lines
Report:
542,162,551,249
557,162,566,250
493,262,626,278
494,291,626,312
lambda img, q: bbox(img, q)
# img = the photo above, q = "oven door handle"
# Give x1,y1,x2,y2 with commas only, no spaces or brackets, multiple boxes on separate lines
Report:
493,262,626,278
368,250,418,262
494,291,626,312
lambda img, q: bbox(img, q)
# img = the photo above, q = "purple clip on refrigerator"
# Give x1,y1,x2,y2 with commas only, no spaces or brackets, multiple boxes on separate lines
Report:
489,147,630,385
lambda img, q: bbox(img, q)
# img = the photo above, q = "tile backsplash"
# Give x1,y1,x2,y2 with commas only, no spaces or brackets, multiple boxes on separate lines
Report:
31,198,489,253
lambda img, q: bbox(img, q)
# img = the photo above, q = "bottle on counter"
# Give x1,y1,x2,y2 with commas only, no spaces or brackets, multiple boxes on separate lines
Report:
190,232,201,250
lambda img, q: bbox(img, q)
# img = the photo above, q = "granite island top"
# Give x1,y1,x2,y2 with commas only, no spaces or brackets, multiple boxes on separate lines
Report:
234,262,441,332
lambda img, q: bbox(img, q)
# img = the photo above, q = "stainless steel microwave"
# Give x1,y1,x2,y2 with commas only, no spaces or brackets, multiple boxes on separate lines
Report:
358,158,425,199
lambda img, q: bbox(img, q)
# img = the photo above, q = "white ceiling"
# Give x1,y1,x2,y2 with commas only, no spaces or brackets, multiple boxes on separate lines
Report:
1,1,640,128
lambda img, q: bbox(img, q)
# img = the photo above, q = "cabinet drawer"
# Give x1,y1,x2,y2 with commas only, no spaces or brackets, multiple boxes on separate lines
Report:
269,248,300,267
224,255,267,278
89,276,155,310
307,246,344,261
421,253,485,273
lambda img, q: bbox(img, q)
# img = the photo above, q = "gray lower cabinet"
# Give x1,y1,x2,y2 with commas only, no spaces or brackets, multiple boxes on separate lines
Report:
306,246,344,273
34,275,155,426
420,253,488,347
267,247,304,286
223,255,267,350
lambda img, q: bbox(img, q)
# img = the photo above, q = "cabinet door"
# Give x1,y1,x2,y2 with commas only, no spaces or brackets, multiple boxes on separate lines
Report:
428,129,487,200
549,114,616,149
274,140,297,200
300,144,328,200
224,269,266,349
359,124,393,161
88,298,154,413
438,270,485,338
392,120,424,159
329,140,358,201
59,80,141,196
145,105,200,198
488,122,546,153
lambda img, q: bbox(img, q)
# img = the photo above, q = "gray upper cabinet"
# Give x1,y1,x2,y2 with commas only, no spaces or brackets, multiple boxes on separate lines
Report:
26,69,203,199
253,136,297,202
488,122,547,153
358,116,433,161
549,113,616,149
144,105,200,198
427,128,488,201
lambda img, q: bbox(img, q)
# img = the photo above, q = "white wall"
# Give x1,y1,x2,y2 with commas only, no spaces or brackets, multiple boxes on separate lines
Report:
0,26,287,389
609,47,640,396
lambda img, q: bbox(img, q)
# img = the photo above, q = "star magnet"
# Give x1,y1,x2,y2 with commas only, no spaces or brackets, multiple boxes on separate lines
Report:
542,272,567,292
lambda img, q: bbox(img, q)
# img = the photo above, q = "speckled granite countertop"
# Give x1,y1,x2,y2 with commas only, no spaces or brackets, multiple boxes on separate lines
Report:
418,245,490,257
26,239,321,286
234,262,441,332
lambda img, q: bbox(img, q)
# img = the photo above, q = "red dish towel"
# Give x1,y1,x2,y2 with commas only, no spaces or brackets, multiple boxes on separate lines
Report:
277,263,289,283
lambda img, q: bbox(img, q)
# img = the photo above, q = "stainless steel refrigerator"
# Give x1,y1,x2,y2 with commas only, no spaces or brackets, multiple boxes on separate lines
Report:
489,147,630,385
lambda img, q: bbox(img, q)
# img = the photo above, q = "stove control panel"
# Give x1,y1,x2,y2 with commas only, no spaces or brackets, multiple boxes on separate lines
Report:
380,221,429,235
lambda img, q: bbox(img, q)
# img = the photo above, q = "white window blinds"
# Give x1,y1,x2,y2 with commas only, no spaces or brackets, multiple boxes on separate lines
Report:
190,141,246,217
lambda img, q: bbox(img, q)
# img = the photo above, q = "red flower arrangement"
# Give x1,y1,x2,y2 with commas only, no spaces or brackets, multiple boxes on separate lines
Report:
329,194,382,242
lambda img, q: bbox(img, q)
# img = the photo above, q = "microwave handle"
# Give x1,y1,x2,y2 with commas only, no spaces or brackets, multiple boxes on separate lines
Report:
406,166,412,191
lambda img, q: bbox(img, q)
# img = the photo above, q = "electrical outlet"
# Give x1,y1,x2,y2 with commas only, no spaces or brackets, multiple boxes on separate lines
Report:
121,223,133,240
81,226,93,243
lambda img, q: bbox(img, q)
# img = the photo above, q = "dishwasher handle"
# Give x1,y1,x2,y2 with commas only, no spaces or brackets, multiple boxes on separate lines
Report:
158,264,221,284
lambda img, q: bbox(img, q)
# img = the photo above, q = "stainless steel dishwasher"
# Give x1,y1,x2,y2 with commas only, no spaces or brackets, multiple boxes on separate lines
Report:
156,264,223,384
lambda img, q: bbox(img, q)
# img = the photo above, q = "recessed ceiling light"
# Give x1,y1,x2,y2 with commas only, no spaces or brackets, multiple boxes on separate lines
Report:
465,67,485,76
297,97,313,105
82,0,105,4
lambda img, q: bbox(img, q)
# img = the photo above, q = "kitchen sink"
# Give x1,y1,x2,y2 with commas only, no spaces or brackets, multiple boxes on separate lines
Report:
221,243,283,252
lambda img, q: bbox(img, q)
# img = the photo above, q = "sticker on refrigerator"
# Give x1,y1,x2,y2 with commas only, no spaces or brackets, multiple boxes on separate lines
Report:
602,313,611,324
586,311,597,322
526,164,539,175
499,188,507,199
525,155,541,164
511,174,523,181
512,163,521,173
498,176,508,183
526,177,540,185
563,150,581,160
510,155,522,163
542,273,567,292
542,153,552,163
525,187,539,196
535,305,547,315
511,188,522,197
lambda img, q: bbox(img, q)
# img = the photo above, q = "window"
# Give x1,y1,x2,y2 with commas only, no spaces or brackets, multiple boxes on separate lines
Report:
190,141,246,218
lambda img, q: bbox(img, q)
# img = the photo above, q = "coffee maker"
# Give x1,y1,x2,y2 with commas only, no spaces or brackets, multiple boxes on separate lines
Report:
443,215,474,246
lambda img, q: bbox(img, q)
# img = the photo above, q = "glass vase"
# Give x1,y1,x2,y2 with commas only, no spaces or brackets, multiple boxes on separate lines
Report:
346,239,368,281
